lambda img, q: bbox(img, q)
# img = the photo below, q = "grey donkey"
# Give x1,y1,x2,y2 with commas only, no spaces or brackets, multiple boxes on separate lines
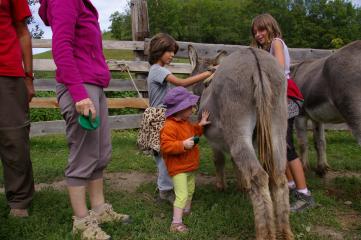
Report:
189,45,293,240
291,40,361,176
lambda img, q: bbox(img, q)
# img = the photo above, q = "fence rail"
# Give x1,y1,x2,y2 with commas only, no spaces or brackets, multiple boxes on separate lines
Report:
31,39,339,136
33,39,145,50
33,59,192,74
30,117,349,138
30,114,143,137
30,97,148,109
34,79,148,92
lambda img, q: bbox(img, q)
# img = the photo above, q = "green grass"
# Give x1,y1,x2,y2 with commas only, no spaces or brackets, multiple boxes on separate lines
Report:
0,130,357,185
306,130,361,171
329,176,361,212
33,50,53,59
0,131,360,239
0,184,356,240
0,130,233,185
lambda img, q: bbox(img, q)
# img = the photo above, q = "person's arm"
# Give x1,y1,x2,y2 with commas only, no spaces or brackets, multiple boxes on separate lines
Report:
50,0,95,118
271,39,285,68
166,71,212,87
14,20,35,102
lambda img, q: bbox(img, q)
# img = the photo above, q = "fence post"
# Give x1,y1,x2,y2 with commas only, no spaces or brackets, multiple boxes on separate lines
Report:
131,0,149,97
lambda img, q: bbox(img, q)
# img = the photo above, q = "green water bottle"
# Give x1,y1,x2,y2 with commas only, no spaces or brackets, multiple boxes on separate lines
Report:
193,136,200,144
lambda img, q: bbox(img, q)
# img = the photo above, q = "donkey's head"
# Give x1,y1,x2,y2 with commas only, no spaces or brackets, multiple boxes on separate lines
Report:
188,45,227,96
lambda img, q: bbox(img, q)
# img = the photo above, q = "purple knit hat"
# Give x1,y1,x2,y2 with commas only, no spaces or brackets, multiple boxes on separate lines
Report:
163,87,200,117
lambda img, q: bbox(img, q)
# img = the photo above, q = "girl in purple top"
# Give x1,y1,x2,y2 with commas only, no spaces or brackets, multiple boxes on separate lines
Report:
39,0,129,239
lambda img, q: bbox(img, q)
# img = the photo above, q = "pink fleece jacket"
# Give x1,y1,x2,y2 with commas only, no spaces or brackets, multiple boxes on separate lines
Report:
39,0,111,102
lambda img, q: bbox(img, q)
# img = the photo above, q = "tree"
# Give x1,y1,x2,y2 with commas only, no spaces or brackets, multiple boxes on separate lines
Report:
109,11,132,40
109,0,361,48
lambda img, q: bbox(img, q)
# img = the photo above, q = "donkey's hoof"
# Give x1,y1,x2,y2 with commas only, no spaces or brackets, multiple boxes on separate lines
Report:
215,182,226,191
276,229,294,240
315,165,330,177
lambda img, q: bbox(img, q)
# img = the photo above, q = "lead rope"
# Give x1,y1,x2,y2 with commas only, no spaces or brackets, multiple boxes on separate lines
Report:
108,60,149,107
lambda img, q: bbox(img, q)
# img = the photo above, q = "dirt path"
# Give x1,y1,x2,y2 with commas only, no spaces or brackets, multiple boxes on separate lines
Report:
324,170,361,182
0,171,216,193
0,169,360,193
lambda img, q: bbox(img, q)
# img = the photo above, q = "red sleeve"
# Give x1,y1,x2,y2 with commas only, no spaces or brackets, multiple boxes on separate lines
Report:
193,123,203,136
160,122,186,155
12,0,32,22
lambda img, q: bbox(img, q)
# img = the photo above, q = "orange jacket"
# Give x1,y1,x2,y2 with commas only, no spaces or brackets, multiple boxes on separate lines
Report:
160,117,203,176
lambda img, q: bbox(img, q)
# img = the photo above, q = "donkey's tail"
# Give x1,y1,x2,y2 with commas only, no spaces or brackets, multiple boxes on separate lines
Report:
250,48,276,180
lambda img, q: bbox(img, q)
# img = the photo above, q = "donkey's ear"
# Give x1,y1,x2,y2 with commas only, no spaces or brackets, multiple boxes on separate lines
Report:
188,45,198,72
214,50,227,65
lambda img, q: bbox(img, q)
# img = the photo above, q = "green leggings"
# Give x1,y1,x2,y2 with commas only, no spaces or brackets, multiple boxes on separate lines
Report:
172,172,195,209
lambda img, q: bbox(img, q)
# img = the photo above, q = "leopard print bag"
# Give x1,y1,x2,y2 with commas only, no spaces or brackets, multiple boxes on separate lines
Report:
137,107,166,154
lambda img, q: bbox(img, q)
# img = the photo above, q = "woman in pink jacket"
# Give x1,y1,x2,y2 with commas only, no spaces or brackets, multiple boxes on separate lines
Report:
39,1,129,239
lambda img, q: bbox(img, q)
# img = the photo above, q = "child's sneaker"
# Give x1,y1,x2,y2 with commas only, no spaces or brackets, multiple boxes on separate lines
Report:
72,215,110,240
9,208,29,218
90,203,131,224
170,223,189,233
290,191,315,212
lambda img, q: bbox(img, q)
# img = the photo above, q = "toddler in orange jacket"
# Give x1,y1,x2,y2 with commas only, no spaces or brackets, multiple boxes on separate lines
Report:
160,86,210,233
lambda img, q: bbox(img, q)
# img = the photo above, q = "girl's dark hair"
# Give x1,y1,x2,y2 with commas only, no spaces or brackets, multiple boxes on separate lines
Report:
250,13,282,51
148,33,179,64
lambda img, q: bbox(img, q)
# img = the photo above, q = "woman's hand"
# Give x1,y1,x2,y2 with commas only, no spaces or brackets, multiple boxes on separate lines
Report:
199,110,211,127
183,137,195,150
75,98,96,120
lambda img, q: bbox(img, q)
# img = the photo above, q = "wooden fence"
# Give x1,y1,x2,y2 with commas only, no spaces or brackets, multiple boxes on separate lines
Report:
31,39,348,137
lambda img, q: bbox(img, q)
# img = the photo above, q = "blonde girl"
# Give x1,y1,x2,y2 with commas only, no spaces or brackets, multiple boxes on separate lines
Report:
251,13,315,212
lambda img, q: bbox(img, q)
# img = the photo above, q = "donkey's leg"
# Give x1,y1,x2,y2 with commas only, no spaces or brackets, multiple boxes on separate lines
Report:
270,177,294,240
349,124,361,146
333,92,361,157
269,132,294,240
295,116,309,169
345,117,361,146
312,121,329,177
231,158,247,192
230,138,276,240
212,148,227,191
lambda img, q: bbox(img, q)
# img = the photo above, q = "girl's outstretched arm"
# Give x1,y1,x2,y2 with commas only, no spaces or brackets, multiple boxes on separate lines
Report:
166,71,212,87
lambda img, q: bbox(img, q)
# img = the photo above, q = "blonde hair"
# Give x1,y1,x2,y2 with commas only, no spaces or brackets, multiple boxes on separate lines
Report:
250,13,282,51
